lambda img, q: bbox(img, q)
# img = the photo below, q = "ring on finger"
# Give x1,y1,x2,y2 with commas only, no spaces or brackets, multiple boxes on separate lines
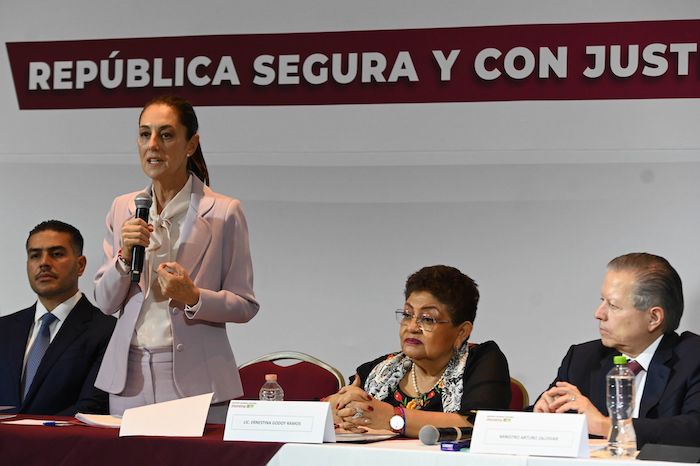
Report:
352,407,364,419
570,395,576,402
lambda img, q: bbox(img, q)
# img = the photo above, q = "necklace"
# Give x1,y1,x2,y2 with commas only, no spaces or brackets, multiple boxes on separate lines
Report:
411,363,445,397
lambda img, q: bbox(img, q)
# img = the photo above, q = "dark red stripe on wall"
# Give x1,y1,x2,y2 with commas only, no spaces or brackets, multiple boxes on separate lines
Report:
6,19,700,109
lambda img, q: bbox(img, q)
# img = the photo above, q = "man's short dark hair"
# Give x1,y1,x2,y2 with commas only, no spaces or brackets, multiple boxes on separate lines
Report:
608,252,683,332
26,220,84,256
404,265,479,325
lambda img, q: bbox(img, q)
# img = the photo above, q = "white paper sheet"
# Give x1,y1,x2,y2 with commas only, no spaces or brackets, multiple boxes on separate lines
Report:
2,419,73,426
119,392,213,437
75,413,122,428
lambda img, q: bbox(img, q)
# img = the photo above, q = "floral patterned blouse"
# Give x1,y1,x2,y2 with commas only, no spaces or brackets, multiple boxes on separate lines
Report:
354,341,511,415
392,377,445,410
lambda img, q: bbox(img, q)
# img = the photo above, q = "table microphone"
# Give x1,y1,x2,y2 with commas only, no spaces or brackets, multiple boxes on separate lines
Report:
131,191,152,283
419,425,473,445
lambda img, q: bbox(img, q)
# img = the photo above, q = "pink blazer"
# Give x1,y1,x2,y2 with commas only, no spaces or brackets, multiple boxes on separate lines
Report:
93,176,259,403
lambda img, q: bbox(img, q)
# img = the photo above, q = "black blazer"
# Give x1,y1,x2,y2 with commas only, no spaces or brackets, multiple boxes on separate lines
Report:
356,341,512,414
0,295,116,415
540,331,700,447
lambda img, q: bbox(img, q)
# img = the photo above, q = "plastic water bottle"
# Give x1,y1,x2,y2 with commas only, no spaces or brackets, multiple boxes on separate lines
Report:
606,355,637,457
259,373,284,401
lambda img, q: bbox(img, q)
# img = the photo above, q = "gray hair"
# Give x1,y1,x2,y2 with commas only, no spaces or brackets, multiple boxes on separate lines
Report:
607,252,683,332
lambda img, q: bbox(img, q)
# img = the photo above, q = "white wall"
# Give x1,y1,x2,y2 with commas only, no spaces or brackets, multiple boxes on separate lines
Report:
1,0,700,401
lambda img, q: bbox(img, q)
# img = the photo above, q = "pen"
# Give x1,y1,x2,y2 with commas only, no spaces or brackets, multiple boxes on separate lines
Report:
43,421,72,427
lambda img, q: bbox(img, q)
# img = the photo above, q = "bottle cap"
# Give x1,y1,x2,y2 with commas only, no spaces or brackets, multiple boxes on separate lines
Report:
265,374,278,381
613,355,629,365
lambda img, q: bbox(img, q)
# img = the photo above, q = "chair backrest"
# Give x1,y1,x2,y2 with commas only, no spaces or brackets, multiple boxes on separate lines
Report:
238,351,345,401
509,377,529,410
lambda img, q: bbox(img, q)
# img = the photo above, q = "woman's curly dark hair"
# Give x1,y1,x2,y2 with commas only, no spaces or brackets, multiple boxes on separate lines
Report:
404,265,479,325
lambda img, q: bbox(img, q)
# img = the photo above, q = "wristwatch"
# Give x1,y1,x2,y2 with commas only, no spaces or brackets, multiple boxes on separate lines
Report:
389,406,406,434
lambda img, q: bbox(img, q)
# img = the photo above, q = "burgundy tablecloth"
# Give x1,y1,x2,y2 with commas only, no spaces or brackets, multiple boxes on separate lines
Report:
0,415,283,466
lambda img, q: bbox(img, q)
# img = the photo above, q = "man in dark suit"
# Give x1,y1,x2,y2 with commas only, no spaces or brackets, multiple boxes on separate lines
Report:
534,252,700,447
0,220,115,415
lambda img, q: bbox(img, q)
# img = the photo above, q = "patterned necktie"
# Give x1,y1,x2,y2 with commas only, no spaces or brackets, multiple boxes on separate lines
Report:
23,312,58,399
627,359,644,376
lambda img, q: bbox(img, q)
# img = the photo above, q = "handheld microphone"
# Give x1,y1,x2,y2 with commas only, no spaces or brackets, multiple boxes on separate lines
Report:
130,191,152,283
418,425,473,445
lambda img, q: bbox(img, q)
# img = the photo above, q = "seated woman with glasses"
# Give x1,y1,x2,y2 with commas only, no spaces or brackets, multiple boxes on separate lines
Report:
330,265,511,437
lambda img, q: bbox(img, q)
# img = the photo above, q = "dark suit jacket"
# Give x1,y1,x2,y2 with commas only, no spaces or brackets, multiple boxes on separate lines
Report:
0,295,116,415
541,332,700,447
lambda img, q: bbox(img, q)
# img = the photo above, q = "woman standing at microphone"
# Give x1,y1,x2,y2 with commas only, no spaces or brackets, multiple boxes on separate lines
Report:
93,95,259,419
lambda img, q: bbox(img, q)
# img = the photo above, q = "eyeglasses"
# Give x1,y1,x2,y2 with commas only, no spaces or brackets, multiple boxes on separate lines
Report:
395,310,450,332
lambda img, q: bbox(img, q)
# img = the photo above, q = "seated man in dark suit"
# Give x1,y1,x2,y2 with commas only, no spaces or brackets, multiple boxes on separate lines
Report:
0,220,115,415
534,252,700,448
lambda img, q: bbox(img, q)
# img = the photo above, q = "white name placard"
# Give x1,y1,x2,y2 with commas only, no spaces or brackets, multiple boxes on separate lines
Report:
224,400,335,443
470,411,589,458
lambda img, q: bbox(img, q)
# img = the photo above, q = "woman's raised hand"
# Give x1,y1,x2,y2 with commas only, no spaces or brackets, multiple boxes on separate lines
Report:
156,261,200,306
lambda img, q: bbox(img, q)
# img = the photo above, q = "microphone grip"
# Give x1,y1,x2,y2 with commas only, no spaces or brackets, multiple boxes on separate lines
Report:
130,245,145,283
418,425,474,445
130,205,150,283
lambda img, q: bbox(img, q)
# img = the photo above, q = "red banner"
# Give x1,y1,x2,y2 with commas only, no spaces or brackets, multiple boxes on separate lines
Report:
6,19,700,109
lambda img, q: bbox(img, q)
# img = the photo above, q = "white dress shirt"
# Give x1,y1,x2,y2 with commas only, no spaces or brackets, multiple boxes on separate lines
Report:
622,334,663,418
130,176,193,348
